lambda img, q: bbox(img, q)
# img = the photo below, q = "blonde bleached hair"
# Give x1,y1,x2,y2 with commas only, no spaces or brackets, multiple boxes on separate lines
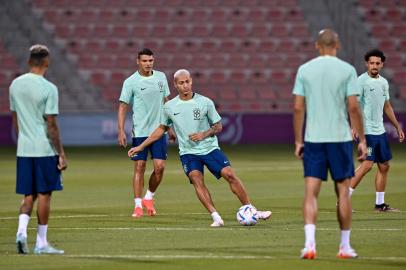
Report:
173,69,191,80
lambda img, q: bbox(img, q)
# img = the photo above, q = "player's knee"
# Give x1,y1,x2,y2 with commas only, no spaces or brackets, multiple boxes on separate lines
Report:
364,162,374,172
135,161,147,171
154,163,165,175
222,168,237,182
379,162,390,172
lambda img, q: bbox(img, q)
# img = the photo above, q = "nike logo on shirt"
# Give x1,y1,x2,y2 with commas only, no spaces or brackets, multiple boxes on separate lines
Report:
173,112,180,115
141,88,146,90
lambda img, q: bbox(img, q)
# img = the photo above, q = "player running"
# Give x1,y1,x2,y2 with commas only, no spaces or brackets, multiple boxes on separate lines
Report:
10,44,67,254
293,29,367,259
127,69,271,227
350,49,404,211
118,48,175,218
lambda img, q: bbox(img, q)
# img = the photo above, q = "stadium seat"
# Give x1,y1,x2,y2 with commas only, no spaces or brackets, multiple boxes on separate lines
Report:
230,24,249,37
248,9,266,22
210,71,227,84
251,24,270,37
30,0,315,113
219,88,238,100
211,25,229,37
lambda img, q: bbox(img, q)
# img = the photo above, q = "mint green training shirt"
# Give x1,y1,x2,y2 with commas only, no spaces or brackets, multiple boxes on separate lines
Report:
357,72,389,135
119,70,170,137
9,73,59,157
161,93,221,155
293,55,359,142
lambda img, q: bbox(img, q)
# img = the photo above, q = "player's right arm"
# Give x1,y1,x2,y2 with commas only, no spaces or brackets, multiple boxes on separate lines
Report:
117,102,128,147
128,125,167,157
293,95,305,159
347,95,367,161
46,115,68,170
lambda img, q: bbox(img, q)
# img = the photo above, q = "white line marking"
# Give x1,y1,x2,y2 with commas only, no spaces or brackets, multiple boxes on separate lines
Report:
0,227,397,232
6,254,406,261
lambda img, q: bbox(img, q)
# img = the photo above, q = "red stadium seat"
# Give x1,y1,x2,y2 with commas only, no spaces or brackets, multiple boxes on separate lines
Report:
190,9,209,21
230,70,248,84
230,24,249,37
74,25,92,38
211,25,230,37
251,24,270,37
211,71,228,84
211,9,228,21
229,8,248,21
270,24,290,37
112,25,130,38
248,9,266,22
391,25,406,37
190,25,210,37
258,40,276,52
219,89,238,100
265,9,285,22
93,25,110,38
370,24,391,37
239,88,257,100
228,55,247,67
130,25,150,37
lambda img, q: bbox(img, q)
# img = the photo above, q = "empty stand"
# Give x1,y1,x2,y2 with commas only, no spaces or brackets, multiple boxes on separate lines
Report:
29,0,315,112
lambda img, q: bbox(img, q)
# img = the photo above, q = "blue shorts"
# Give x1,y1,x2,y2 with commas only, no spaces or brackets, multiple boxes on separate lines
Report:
303,141,354,181
366,133,392,163
16,156,63,195
179,149,231,180
131,135,167,161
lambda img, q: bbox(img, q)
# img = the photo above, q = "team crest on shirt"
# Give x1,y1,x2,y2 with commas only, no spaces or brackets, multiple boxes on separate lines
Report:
367,147,373,157
158,81,164,92
193,108,201,120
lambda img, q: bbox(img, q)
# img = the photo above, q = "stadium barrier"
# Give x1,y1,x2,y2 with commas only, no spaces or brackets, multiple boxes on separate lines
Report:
0,113,405,146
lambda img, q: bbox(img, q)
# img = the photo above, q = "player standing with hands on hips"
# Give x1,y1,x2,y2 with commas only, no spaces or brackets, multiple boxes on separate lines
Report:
10,44,67,254
293,29,367,259
118,48,175,218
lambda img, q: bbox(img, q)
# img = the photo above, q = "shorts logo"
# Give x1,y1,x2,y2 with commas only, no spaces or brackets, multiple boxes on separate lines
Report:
183,164,188,173
158,81,164,92
367,147,373,156
193,108,201,120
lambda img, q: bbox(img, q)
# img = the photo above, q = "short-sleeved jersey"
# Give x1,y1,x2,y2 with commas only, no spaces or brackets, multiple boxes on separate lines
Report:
357,72,389,135
292,55,359,142
119,70,170,137
9,73,59,157
161,93,221,155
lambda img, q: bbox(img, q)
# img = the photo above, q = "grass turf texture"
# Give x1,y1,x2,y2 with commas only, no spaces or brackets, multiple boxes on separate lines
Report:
0,144,405,270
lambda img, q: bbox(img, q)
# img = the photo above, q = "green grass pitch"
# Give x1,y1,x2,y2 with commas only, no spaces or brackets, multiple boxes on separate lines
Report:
0,144,405,270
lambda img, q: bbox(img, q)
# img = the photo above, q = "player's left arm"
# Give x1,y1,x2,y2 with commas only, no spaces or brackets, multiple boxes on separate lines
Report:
11,111,19,135
189,121,222,142
383,101,404,142
293,95,305,159
47,115,68,170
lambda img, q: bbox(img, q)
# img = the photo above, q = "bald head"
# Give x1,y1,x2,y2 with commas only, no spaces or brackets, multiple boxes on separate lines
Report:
316,29,339,49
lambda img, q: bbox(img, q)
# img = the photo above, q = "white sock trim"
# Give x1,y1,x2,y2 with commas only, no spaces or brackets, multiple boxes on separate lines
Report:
376,192,385,205
340,230,351,249
144,190,155,200
17,214,30,238
36,224,48,248
134,198,142,208
304,224,316,247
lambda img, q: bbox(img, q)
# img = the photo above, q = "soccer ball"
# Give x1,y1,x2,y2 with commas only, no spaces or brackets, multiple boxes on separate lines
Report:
236,205,258,226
